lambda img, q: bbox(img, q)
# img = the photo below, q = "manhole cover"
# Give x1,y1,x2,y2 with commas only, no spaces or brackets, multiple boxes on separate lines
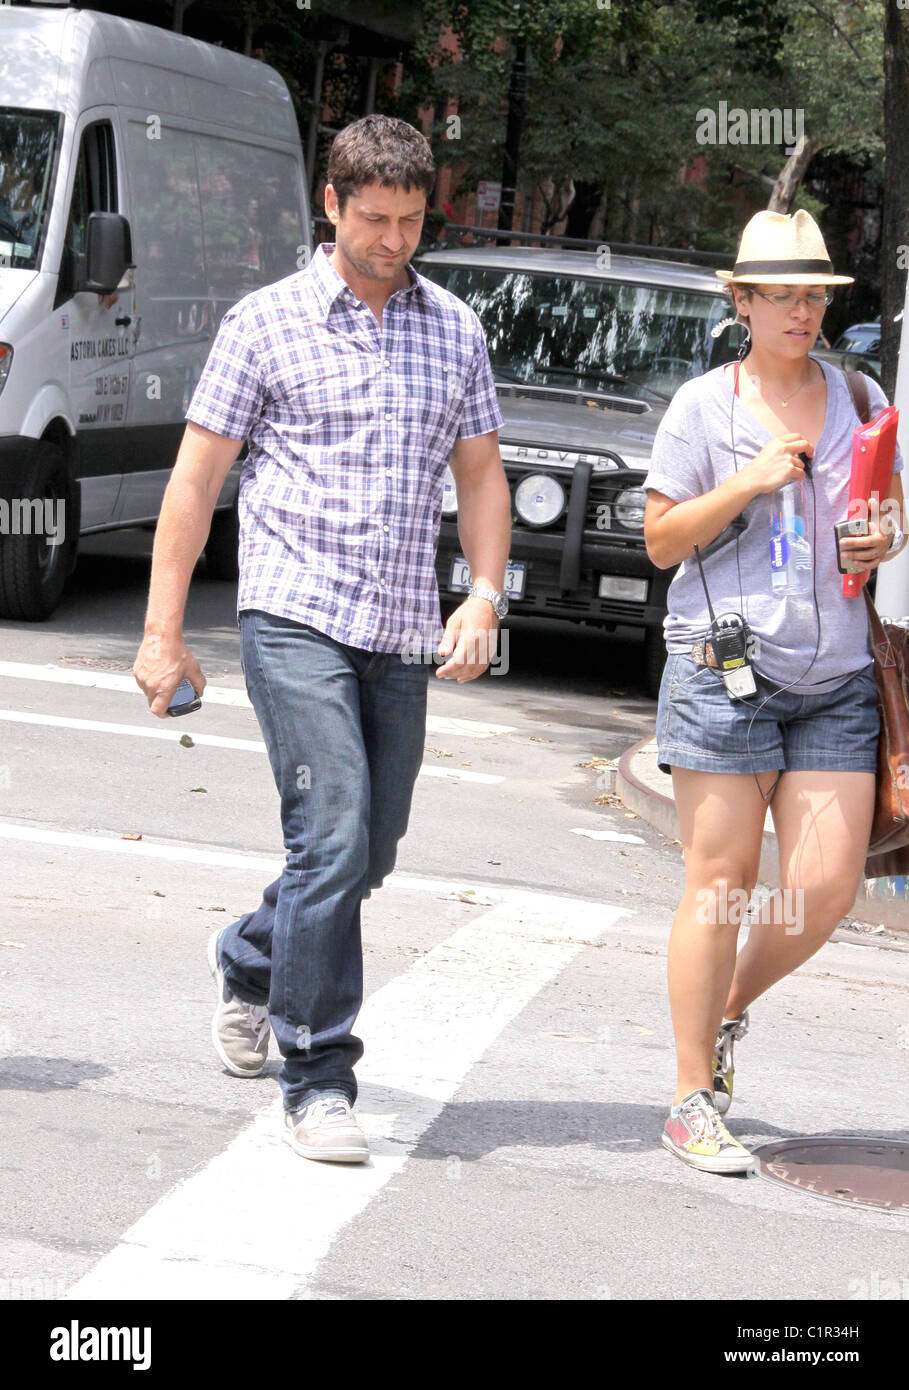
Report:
754,1137,909,1212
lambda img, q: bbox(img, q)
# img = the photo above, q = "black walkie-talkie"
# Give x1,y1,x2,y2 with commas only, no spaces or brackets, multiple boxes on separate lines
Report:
692,544,757,698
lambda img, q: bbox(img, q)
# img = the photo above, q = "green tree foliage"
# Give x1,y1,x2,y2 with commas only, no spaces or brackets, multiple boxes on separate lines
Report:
425,0,885,251
83,0,899,284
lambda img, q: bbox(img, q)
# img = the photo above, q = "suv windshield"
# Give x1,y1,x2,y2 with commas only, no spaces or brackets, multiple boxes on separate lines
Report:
419,262,732,403
0,108,60,270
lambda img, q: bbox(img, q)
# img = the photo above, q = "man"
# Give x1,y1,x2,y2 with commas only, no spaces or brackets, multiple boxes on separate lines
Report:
133,115,511,1163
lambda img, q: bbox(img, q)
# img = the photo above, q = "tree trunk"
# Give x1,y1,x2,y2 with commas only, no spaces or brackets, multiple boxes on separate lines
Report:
587,188,609,241
537,177,557,233
172,0,197,34
767,133,823,213
538,177,575,234
620,172,640,243
882,0,909,401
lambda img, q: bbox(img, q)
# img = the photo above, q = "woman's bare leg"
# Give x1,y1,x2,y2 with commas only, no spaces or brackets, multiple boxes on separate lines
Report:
724,770,875,1018
668,767,775,1106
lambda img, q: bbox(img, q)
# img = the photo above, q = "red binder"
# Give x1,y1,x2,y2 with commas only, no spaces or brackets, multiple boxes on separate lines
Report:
843,405,900,596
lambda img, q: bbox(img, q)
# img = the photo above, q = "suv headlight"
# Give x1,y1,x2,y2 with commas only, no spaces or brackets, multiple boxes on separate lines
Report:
614,487,646,530
514,473,566,527
0,345,12,396
441,464,458,515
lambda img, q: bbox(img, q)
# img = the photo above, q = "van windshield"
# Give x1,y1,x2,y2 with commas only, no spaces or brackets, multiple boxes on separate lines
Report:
0,108,60,270
418,262,732,403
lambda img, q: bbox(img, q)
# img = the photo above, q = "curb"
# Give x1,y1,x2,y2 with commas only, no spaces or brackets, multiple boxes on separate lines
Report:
617,735,908,934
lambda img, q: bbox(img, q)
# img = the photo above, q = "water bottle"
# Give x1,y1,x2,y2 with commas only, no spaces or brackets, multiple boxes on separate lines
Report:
769,481,811,594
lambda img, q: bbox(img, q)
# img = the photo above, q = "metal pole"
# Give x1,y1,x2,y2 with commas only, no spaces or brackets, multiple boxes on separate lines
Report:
498,36,527,233
306,41,330,203
365,56,380,115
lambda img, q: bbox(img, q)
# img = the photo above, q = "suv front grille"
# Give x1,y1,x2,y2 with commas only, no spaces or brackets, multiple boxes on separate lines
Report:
501,463,646,541
584,472,646,538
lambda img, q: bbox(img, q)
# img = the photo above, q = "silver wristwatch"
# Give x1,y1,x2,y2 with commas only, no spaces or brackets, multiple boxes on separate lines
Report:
469,583,509,618
887,525,906,555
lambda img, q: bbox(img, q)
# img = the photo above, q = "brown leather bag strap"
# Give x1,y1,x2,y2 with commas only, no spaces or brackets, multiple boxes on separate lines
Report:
864,586,896,667
845,368,872,424
851,371,890,657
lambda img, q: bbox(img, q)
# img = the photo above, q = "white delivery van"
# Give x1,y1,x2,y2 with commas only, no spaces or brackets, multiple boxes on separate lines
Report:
0,1,311,618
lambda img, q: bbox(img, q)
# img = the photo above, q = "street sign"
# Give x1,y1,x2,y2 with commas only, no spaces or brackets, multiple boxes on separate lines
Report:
477,181,502,213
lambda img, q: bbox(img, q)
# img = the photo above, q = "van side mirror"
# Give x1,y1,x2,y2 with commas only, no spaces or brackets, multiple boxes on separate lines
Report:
78,212,134,294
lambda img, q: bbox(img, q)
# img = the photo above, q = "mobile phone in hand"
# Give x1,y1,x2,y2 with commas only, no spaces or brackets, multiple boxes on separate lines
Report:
834,517,869,575
167,678,202,716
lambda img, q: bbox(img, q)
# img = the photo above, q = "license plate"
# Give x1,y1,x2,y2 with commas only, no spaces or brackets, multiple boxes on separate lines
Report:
449,555,526,600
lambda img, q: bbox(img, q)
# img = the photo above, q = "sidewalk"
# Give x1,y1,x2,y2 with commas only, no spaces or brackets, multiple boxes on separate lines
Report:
618,735,909,934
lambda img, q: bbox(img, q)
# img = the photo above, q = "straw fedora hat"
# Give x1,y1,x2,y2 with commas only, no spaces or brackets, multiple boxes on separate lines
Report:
716,209,853,285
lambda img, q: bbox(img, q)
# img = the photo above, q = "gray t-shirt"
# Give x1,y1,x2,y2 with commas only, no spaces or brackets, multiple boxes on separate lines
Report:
642,357,904,693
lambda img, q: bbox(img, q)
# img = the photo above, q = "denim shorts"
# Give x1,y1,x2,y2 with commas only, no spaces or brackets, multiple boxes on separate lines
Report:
656,653,880,776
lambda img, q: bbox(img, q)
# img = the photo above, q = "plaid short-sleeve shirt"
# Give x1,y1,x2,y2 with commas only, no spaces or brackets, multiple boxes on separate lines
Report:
184,242,505,652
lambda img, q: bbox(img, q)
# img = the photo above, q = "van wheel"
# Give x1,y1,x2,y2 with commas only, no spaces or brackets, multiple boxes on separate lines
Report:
643,626,667,698
0,441,77,620
204,502,239,581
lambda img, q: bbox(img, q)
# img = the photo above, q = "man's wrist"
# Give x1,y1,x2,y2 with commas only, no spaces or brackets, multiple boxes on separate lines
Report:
144,618,184,640
467,580,508,618
466,593,501,614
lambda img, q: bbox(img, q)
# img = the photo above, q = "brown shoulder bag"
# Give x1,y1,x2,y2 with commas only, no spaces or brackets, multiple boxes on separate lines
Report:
845,370,909,879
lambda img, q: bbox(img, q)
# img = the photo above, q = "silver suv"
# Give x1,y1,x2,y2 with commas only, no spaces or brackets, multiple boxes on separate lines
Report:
418,245,740,694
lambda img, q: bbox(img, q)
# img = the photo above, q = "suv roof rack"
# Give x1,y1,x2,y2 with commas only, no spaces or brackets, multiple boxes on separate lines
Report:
422,223,733,269
313,215,733,269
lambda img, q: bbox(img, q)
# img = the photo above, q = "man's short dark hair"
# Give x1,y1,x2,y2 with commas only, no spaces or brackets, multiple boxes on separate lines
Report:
327,115,435,215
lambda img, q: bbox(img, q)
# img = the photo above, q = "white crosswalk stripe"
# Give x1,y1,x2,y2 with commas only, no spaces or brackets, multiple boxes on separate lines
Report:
2,653,577,1300
0,658,512,784
63,884,627,1300
0,708,504,781
0,661,515,738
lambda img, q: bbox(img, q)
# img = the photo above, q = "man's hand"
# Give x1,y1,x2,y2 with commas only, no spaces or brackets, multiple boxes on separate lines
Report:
133,423,244,717
133,627,206,718
435,596,500,681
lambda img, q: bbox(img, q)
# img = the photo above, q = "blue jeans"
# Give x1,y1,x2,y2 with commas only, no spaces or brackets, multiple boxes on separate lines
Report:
217,609,430,1112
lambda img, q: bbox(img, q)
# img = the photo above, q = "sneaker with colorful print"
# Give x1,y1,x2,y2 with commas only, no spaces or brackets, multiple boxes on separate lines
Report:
662,1087,755,1173
712,1010,749,1115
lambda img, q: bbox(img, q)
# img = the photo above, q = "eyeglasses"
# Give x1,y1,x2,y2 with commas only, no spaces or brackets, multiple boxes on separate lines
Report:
750,288,834,310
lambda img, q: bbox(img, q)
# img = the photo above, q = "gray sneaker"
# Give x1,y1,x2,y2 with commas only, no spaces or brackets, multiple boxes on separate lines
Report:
207,927,270,1077
662,1088,755,1174
712,1010,749,1115
283,1093,370,1163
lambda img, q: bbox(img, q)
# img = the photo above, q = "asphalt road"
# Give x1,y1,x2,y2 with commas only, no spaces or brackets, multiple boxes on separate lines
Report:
0,530,907,1308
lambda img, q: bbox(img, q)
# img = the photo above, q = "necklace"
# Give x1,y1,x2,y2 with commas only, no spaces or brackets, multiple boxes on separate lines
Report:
741,363,815,408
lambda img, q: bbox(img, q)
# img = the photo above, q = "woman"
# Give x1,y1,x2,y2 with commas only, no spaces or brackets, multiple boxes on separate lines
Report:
642,209,906,1174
